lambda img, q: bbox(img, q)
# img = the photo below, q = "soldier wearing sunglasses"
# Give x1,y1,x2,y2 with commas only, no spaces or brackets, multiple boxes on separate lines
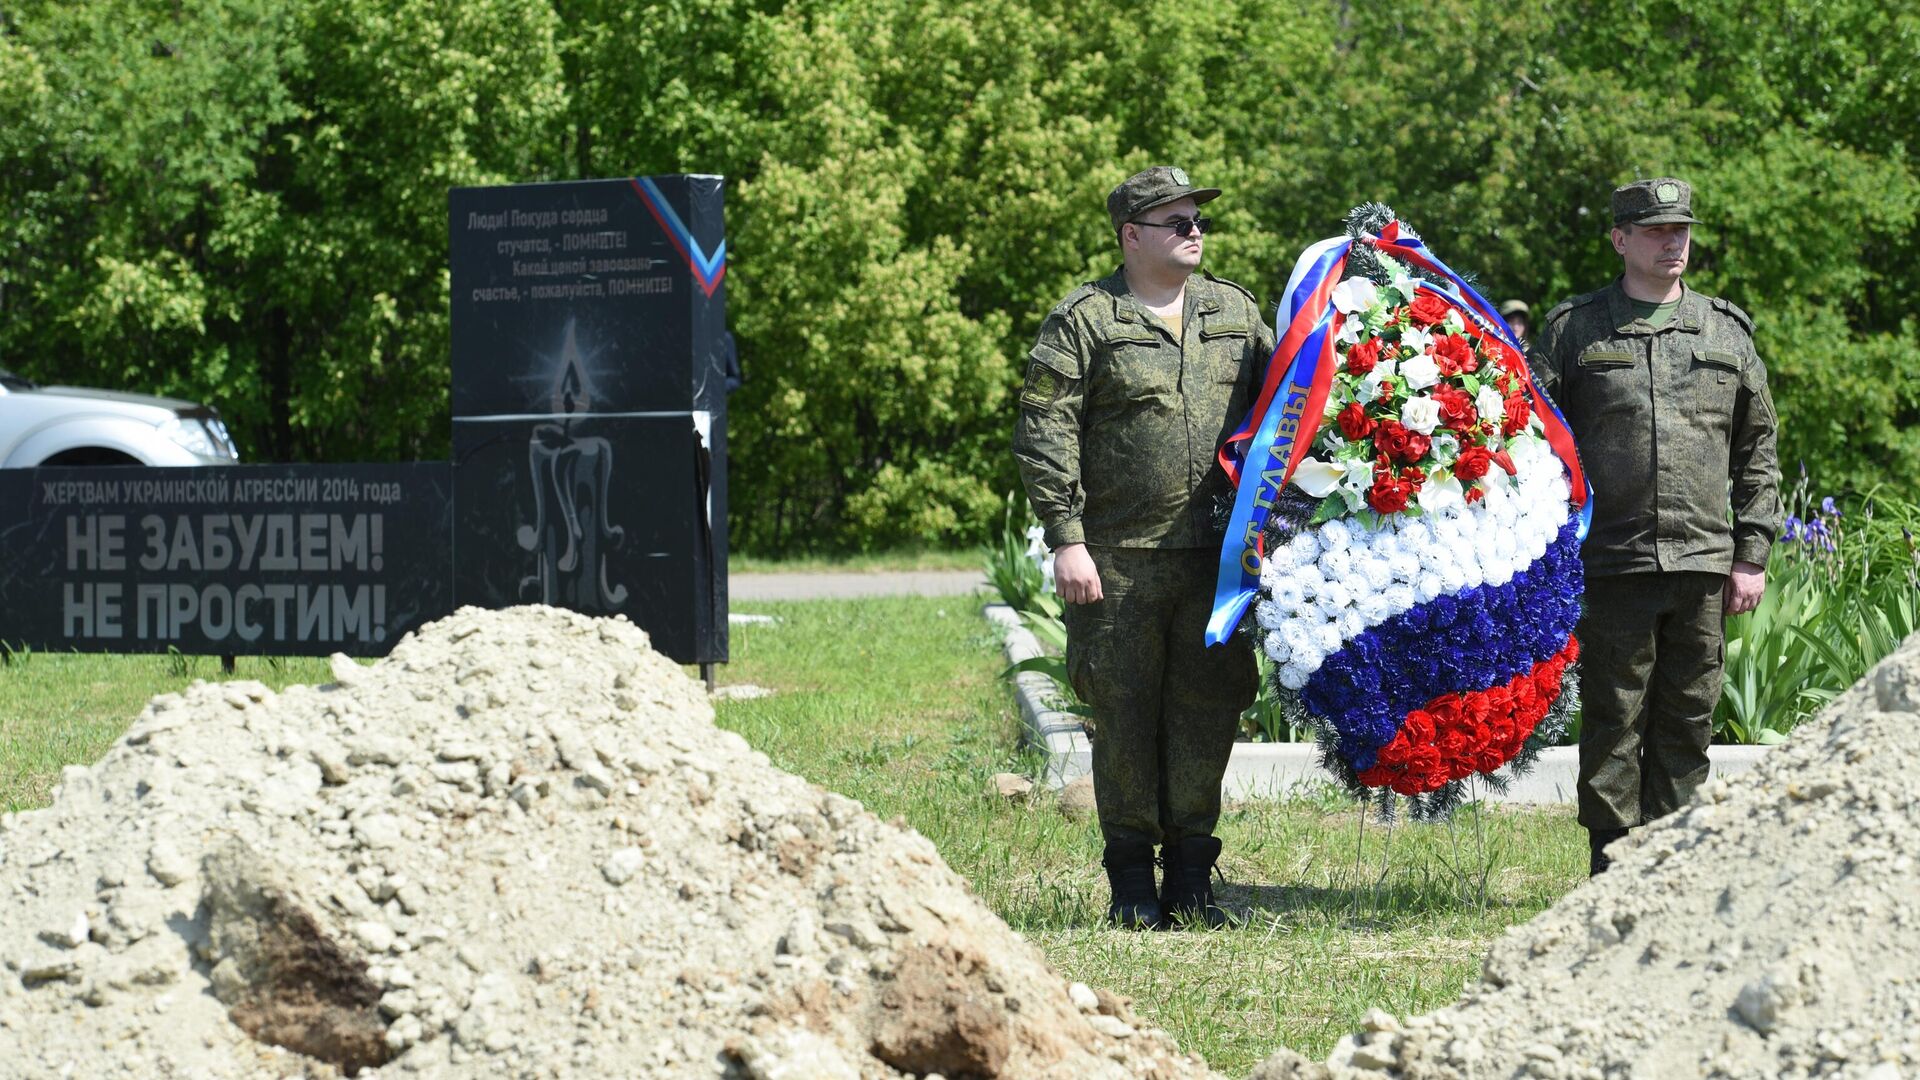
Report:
1013,166,1274,929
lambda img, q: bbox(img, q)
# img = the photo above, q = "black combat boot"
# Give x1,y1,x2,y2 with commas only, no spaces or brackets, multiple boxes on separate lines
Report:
1588,826,1630,876
1159,835,1228,929
1102,841,1162,930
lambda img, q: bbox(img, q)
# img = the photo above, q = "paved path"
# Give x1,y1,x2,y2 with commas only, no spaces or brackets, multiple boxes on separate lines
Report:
729,570,988,602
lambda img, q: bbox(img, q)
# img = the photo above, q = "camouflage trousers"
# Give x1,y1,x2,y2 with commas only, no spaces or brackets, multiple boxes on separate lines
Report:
1576,571,1726,830
1062,546,1257,847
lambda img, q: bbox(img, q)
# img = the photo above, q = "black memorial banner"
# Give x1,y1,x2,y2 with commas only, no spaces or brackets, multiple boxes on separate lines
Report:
449,176,729,665
0,464,453,656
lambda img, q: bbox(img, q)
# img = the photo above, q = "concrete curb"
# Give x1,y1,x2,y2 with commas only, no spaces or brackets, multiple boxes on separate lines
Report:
983,602,1774,803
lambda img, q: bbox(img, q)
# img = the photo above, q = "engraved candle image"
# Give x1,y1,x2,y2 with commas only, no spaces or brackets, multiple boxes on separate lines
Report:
516,319,628,609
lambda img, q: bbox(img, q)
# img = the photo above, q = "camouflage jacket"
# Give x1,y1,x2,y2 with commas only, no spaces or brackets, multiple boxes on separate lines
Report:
1013,269,1274,549
1529,279,1781,577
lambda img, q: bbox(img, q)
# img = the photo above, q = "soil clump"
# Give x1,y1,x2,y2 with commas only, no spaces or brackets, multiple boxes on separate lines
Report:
0,605,1220,1079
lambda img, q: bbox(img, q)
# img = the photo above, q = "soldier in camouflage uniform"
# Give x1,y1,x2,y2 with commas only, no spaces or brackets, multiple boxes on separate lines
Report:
1012,166,1274,928
1528,178,1781,875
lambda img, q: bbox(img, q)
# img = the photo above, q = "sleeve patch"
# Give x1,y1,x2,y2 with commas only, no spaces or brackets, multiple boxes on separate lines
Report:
1020,362,1064,410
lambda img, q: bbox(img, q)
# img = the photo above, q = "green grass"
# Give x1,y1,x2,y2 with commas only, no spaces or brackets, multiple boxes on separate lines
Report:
3,597,1586,1074
717,596,1588,1073
0,651,339,813
729,545,986,574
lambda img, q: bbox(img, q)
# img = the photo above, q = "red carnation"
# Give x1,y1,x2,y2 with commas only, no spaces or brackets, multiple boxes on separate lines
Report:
1502,395,1532,436
1432,386,1478,432
1345,337,1381,375
1408,293,1450,327
1337,400,1376,440
1433,333,1476,376
1453,445,1493,481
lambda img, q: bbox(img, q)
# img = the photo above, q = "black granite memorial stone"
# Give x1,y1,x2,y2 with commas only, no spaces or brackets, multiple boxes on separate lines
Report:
0,464,453,656
449,176,729,665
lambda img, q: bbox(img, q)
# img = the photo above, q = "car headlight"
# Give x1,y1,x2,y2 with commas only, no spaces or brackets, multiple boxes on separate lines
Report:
158,416,238,460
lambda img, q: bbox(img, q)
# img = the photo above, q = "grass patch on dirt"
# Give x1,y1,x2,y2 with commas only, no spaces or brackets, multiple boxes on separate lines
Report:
4,597,1586,1074
0,651,338,813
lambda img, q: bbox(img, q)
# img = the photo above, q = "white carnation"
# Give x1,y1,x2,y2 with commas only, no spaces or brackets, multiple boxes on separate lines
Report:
1311,620,1344,655
1263,633,1292,664
1355,556,1393,590
1387,551,1420,582
1339,609,1367,638
1287,532,1322,566
1319,578,1354,610
1318,518,1352,550
1358,592,1392,623
1385,583,1416,610
1280,619,1315,655
1270,576,1308,613
1415,573,1445,603
1318,547,1354,580
1255,600,1286,631
1439,561,1468,593
1485,561,1515,587
1460,557,1484,589
1278,663,1312,690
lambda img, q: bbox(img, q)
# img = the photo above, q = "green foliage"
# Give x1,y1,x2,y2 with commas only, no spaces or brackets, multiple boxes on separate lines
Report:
1716,476,1920,742
3,1,1916,549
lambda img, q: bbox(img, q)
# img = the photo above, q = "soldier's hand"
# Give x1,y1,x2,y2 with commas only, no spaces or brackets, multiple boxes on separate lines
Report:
1723,561,1765,616
1053,543,1103,605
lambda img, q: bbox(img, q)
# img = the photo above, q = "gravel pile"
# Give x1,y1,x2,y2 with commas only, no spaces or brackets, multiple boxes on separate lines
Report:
1252,633,1920,1080
0,605,1220,1079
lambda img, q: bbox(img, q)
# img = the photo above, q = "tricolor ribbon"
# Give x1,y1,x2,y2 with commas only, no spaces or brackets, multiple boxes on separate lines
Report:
1205,221,1593,646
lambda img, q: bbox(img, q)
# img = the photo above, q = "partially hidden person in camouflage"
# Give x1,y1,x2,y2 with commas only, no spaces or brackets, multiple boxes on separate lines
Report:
1012,165,1274,929
1527,177,1782,876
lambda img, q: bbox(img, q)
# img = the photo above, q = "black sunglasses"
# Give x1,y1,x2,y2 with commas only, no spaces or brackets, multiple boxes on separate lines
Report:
1132,215,1212,238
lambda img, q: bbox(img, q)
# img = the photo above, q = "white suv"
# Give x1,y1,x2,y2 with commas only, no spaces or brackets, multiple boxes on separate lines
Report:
0,366,240,467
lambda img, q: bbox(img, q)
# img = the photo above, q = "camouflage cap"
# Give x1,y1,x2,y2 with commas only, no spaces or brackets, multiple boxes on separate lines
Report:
1612,177,1701,226
1107,166,1221,233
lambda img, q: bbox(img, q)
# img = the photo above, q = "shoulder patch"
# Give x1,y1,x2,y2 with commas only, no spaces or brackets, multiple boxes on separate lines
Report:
1541,289,1604,329
1710,296,1755,332
1202,271,1257,306
1043,282,1102,321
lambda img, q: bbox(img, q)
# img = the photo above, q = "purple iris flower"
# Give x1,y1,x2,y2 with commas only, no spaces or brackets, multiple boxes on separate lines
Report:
1820,496,1841,517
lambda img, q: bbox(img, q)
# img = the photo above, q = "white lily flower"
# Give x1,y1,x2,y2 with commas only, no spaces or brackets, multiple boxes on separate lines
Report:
1331,276,1379,315
1475,385,1505,426
1399,352,1442,391
1398,326,1433,356
1389,271,1421,305
1442,308,1466,335
1401,395,1442,435
1359,355,1399,401
1290,457,1346,497
1417,472,1465,514
1336,317,1366,345
1341,457,1375,494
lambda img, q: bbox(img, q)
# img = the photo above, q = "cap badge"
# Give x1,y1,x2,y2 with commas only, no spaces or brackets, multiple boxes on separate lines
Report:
1656,181,1680,203
1170,168,1190,186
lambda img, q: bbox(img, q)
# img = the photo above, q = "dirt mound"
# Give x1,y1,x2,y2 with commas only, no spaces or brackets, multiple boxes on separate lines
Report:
0,605,1220,1079
1251,634,1920,1080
